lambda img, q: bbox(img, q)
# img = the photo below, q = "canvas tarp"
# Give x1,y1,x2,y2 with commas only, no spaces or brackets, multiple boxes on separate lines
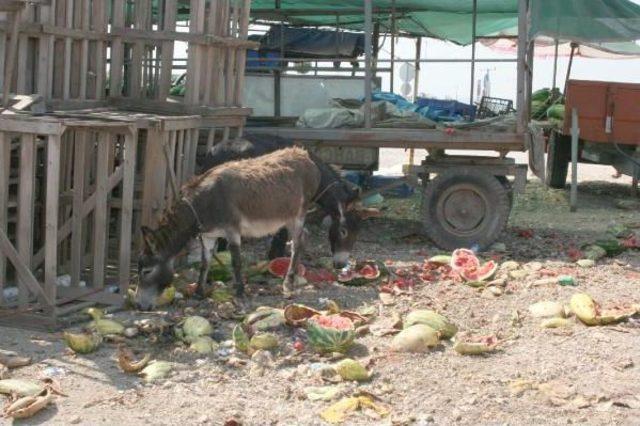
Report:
247,0,640,53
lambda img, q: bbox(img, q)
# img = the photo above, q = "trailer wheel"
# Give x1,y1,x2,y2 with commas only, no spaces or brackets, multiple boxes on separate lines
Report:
496,176,514,208
422,169,511,251
546,131,571,189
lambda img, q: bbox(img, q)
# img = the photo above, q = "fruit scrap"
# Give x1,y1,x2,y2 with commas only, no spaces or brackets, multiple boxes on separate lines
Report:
63,332,102,354
140,361,172,382
333,359,370,382
307,315,356,354
453,334,499,355
232,324,250,353
568,293,638,326
284,304,322,327
175,316,213,343
0,379,44,397
117,346,151,373
540,318,573,329
320,396,389,424
404,310,458,339
267,257,306,278
3,389,55,419
249,333,279,351
0,352,31,369
391,325,439,353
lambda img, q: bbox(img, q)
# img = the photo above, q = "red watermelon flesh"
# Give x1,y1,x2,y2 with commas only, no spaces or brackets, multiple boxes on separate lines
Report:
358,264,380,279
450,249,480,273
304,268,336,283
268,257,306,278
459,260,498,282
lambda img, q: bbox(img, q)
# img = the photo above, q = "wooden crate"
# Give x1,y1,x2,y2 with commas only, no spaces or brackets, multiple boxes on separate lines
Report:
0,114,137,329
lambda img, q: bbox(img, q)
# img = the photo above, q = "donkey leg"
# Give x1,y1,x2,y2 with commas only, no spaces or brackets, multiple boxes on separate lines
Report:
227,232,245,297
283,216,306,297
196,236,216,298
268,227,289,260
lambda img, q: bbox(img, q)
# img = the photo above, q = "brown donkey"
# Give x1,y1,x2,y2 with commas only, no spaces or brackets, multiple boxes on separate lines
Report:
134,147,324,310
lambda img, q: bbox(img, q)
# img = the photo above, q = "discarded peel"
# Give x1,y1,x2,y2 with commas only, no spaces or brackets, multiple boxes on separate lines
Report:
541,318,573,329
140,361,172,382
404,310,458,339
453,335,499,355
117,347,151,373
63,332,101,354
0,379,44,397
334,358,370,382
283,304,321,327
3,389,55,419
569,293,599,326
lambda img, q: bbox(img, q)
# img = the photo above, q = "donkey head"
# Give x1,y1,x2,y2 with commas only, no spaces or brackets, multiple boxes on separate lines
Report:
134,226,175,311
326,186,381,269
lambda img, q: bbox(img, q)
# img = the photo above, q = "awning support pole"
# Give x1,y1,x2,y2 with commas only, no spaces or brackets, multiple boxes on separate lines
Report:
390,0,396,93
516,0,528,134
364,0,373,129
564,42,577,92
570,108,580,212
409,36,421,166
469,0,477,106
552,38,559,90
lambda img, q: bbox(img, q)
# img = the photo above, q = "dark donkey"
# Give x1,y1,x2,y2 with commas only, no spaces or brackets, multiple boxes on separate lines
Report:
135,147,364,310
198,133,376,264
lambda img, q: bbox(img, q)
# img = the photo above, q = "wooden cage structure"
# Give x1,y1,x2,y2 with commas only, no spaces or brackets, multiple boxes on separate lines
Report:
0,0,255,328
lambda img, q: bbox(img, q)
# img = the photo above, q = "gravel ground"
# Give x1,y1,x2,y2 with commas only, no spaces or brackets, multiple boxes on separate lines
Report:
1,169,639,426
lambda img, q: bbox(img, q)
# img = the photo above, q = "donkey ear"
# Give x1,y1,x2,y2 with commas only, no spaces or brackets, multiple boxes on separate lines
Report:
141,226,159,255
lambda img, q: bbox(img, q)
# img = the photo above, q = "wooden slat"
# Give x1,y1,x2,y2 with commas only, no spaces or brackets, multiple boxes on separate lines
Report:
109,0,124,98
234,0,251,106
185,0,206,105
0,228,54,308
187,128,199,176
3,8,21,106
140,128,166,228
15,31,28,94
93,0,107,100
70,129,86,288
158,0,177,101
175,129,184,185
62,0,73,99
17,134,36,306
79,0,89,99
118,129,136,291
36,2,53,98
44,134,61,306
0,33,5,92
92,132,109,289
0,132,9,305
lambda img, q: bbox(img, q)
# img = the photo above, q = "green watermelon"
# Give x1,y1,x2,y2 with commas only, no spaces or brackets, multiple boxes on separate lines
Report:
547,104,565,120
306,315,356,354
532,88,551,102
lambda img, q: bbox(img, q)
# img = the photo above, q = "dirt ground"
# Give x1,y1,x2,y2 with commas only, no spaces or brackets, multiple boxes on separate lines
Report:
2,158,640,426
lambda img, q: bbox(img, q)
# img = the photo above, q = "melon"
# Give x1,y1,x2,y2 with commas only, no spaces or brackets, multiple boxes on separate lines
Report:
453,334,499,355
404,310,458,339
304,268,336,284
337,261,385,286
428,255,452,265
458,260,498,282
306,315,356,354
267,257,306,278
450,249,480,273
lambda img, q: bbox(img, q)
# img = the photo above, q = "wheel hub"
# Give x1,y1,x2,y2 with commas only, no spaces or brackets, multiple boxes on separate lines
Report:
437,185,488,236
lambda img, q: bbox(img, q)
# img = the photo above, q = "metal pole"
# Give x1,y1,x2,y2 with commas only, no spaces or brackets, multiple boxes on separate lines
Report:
564,42,577,92
552,38,559,90
409,37,421,166
364,0,373,128
469,0,477,106
516,0,528,134
274,0,283,117
390,0,396,93
570,108,580,212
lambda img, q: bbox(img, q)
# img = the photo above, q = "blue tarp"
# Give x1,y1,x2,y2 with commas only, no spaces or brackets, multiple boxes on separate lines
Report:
370,92,476,122
258,25,365,59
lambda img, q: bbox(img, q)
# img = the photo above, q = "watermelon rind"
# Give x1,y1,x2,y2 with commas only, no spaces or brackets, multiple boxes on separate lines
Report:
306,315,356,353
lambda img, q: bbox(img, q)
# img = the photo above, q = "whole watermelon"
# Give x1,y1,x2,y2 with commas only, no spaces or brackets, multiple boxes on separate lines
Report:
306,315,356,353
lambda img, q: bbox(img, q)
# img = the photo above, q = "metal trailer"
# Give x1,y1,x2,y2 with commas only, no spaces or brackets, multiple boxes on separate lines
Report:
246,0,540,250
546,80,640,209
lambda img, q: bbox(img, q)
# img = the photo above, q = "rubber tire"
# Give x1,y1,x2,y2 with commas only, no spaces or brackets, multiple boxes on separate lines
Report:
422,169,511,251
496,176,514,209
545,131,571,189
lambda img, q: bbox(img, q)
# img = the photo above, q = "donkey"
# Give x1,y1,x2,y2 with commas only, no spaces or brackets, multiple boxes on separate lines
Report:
134,147,366,310
197,133,373,262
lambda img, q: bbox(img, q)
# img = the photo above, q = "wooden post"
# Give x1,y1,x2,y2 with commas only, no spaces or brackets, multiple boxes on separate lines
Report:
94,0,107,99
516,0,528,134
234,0,251,106
37,2,53,98
44,134,61,309
70,130,86,288
552,38,559,90
0,132,9,304
3,7,21,106
119,129,137,293
186,0,206,105
469,0,477,106
158,0,177,101
79,0,90,99
570,108,579,212
17,134,36,306
363,0,373,129
92,132,109,289
110,0,125,98
141,128,168,228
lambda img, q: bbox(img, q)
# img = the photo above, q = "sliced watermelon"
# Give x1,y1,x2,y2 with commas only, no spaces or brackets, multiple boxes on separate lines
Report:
459,260,498,282
267,257,306,278
450,249,480,273
306,314,356,353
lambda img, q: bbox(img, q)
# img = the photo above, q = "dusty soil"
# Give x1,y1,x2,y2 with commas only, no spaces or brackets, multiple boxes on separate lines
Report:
2,172,640,426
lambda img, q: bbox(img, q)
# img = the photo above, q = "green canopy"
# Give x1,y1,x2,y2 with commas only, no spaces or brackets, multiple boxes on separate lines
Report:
248,0,640,50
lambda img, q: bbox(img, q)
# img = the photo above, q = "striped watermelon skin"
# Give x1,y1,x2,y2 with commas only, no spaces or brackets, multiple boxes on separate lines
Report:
306,315,355,353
